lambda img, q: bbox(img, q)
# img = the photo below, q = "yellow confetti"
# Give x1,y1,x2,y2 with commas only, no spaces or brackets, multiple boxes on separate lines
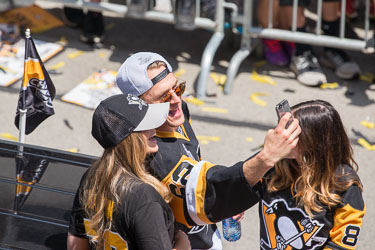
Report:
360,72,374,83
68,50,84,59
254,60,267,67
49,61,65,70
246,137,254,142
250,70,276,86
184,96,205,106
196,136,220,142
357,138,375,150
249,92,270,107
174,69,186,78
65,148,79,153
88,83,115,90
200,140,209,145
84,78,101,84
99,52,106,58
0,133,18,141
360,120,375,129
320,82,339,89
59,36,67,45
210,73,226,85
201,107,228,114
0,65,17,74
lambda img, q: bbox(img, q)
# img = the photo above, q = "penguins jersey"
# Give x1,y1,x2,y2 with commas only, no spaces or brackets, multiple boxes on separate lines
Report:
151,101,259,249
69,175,175,250
255,165,366,250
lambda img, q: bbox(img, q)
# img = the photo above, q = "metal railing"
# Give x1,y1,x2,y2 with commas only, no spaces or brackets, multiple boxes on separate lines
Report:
222,0,375,95
34,0,239,99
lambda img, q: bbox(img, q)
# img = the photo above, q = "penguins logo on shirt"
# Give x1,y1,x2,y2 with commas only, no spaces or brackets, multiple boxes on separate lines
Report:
260,199,326,250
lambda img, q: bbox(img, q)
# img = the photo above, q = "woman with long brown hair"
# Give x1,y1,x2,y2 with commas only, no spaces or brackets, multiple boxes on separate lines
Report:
67,94,190,249
256,99,365,250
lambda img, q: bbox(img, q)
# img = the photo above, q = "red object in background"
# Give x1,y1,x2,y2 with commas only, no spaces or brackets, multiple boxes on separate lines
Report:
345,0,375,19
346,0,358,19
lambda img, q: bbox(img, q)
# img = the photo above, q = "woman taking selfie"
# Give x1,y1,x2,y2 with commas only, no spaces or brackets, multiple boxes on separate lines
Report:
256,99,365,250
67,94,190,250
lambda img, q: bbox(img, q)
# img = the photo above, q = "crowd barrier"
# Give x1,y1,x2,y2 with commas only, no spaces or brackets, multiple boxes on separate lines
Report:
4,0,372,99
219,0,375,96
35,0,241,99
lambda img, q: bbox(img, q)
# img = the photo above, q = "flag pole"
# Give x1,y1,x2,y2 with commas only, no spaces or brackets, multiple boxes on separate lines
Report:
17,28,30,154
14,28,30,214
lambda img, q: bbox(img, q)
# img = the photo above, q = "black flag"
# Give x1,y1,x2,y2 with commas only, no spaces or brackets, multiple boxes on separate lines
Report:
14,155,49,211
14,34,56,135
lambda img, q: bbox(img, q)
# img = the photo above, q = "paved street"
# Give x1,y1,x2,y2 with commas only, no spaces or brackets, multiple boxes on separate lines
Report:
0,2,374,249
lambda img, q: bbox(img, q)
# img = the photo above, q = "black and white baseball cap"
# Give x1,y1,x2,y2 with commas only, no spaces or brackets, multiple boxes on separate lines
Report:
116,52,173,96
92,94,169,149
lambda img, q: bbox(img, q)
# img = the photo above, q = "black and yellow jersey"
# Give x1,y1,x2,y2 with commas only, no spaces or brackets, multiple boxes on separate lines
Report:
255,165,366,250
151,101,260,249
69,174,175,250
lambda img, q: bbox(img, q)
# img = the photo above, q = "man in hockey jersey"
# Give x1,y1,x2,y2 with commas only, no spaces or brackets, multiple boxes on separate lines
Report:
116,52,301,249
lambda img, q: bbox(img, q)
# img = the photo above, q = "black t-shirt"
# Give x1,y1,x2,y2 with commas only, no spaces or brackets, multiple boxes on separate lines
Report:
69,173,175,250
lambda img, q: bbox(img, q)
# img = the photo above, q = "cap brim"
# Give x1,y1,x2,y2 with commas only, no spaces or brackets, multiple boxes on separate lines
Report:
134,102,170,131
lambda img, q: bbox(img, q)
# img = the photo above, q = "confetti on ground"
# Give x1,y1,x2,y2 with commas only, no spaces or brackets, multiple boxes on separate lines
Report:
283,88,296,93
201,107,228,114
357,138,375,150
174,69,186,78
360,120,375,129
249,92,270,107
49,61,65,70
184,96,205,106
250,70,276,86
0,65,17,74
59,36,67,45
210,72,226,86
360,72,374,83
68,50,84,59
65,148,79,153
0,133,18,141
254,60,267,67
320,82,339,89
196,136,220,142
246,137,254,142
64,119,74,130
99,53,106,58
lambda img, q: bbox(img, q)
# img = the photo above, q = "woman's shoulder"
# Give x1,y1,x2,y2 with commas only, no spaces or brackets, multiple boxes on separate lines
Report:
337,164,361,182
123,181,165,204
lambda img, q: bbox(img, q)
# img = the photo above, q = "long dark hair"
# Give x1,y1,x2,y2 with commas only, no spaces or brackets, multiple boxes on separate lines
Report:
268,100,362,216
81,132,171,248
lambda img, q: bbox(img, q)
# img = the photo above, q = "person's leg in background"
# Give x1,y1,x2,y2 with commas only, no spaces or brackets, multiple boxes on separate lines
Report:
279,0,327,86
80,0,105,47
320,0,361,80
257,0,292,66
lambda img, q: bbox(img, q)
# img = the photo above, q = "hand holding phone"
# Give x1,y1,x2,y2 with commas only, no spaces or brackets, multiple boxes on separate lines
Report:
275,99,293,129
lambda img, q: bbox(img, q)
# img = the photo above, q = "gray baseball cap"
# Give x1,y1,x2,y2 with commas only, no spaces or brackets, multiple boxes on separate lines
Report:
116,52,173,96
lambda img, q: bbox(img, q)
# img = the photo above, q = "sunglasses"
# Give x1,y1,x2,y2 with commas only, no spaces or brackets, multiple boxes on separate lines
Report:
160,80,186,103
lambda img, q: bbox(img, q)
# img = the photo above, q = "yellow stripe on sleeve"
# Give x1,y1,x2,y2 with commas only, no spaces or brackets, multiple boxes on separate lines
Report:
329,204,366,249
